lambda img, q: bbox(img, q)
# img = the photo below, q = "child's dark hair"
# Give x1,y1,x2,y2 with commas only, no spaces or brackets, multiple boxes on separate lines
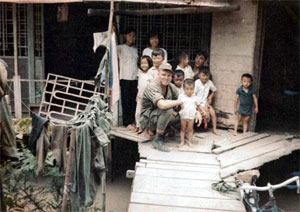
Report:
195,50,208,60
183,78,195,88
241,73,253,81
177,51,188,62
138,55,153,70
147,31,161,46
199,67,211,75
152,48,165,59
173,69,185,79
124,27,136,35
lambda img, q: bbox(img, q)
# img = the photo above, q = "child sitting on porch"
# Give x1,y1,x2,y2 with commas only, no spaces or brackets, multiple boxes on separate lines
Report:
194,68,220,135
149,49,165,79
135,55,153,134
176,51,194,79
233,73,259,136
179,78,202,147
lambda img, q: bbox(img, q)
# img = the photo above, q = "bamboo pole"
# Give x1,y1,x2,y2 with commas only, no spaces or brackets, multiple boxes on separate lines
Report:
61,129,76,212
104,0,114,104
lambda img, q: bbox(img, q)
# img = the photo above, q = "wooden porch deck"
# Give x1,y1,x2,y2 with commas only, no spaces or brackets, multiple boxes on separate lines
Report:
110,127,300,212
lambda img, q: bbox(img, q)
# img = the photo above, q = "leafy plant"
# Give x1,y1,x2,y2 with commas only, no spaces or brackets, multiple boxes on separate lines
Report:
1,148,64,211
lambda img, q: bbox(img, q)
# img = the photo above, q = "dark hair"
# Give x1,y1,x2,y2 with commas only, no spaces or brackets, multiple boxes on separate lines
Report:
124,27,136,35
183,78,195,88
177,51,188,62
199,67,211,75
195,50,208,60
147,31,161,46
152,48,165,59
138,55,153,70
173,69,185,78
241,73,253,81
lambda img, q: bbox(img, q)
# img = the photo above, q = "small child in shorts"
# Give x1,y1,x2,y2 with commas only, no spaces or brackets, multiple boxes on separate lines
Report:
179,79,202,147
233,73,259,135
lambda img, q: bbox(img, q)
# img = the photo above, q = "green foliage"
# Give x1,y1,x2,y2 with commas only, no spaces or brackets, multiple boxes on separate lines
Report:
1,148,64,211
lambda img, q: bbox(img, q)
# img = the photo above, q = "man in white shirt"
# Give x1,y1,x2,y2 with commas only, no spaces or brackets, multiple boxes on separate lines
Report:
194,68,220,135
117,27,139,129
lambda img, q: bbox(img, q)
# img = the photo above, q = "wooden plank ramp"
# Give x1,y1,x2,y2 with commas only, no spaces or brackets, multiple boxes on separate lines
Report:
128,133,245,212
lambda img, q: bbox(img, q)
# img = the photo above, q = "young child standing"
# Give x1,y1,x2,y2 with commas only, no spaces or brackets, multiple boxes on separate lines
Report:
173,69,185,95
179,79,202,147
135,56,153,134
176,52,194,79
149,49,165,79
233,73,259,135
194,68,220,135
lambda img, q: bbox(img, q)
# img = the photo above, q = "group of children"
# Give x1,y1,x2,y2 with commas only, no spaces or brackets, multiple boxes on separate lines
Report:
118,28,259,147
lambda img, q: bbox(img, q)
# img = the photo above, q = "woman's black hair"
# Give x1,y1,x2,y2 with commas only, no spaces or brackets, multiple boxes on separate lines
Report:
195,50,208,60
147,31,161,46
138,55,153,70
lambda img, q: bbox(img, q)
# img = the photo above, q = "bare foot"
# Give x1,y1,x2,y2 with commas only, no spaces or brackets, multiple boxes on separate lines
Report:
145,129,154,140
178,142,184,147
137,128,144,134
127,124,136,132
232,131,238,136
187,142,193,147
213,130,221,136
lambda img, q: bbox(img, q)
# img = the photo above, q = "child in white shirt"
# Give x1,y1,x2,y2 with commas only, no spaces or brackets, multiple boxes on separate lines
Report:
194,68,220,135
179,79,202,147
176,51,194,79
148,49,165,80
135,55,154,134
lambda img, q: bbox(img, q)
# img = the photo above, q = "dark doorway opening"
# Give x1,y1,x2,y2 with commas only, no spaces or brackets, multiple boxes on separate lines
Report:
256,1,299,134
44,3,108,80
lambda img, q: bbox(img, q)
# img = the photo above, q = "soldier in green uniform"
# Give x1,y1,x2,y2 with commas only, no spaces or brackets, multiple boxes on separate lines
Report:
140,63,182,152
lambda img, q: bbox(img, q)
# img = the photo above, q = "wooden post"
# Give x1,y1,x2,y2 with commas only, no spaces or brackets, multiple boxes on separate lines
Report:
13,4,22,119
101,171,106,212
61,129,76,212
27,4,35,104
13,4,18,77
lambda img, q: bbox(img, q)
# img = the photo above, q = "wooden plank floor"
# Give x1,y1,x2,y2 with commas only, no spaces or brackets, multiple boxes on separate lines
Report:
128,130,245,212
125,129,300,211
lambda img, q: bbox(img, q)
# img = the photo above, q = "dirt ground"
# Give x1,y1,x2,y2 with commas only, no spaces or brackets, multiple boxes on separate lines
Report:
94,175,132,212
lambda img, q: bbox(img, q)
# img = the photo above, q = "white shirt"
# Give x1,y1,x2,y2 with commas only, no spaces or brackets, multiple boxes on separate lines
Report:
175,85,184,95
137,69,153,98
148,66,159,80
176,65,194,79
142,47,168,63
117,44,138,80
178,93,200,120
194,79,217,107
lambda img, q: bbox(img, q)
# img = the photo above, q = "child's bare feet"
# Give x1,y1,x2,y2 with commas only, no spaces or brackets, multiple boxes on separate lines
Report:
137,128,144,134
127,124,136,132
187,142,193,147
144,130,154,140
213,130,221,136
232,131,238,136
178,142,184,147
